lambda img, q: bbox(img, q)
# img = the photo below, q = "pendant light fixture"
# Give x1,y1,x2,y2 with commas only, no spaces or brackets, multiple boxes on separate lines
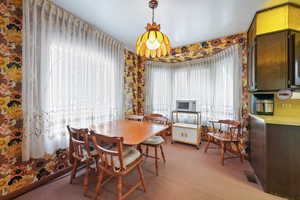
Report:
136,0,171,58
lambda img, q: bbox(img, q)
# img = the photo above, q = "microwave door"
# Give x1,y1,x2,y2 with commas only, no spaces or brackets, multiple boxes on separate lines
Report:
178,102,189,110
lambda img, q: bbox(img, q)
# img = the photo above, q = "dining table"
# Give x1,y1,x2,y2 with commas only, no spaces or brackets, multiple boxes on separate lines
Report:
69,119,169,163
89,119,169,145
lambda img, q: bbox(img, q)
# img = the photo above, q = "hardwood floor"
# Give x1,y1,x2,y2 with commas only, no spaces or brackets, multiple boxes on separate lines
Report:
16,140,285,200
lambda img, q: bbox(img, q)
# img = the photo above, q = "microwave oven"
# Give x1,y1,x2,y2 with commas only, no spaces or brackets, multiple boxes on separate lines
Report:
176,100,196,112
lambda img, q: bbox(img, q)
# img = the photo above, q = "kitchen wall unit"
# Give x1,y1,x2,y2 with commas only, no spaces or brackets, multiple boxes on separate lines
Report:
248,2,300,91
248,30,300,91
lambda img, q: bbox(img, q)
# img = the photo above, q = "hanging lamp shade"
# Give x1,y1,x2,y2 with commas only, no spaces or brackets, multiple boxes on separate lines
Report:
136,23,171,58
136,0,171,59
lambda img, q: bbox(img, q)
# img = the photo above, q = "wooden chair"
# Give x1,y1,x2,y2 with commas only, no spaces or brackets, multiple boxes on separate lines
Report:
142,114,168,176
144,113,170,140
67,126,98,196
125,114,144,121
204,120,244,166
90,130,146,200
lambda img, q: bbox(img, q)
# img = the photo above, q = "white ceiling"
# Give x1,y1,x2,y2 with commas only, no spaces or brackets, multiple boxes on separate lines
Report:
53,0,268,51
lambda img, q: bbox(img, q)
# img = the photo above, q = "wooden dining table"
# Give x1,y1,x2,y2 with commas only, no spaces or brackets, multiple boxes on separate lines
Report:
69,119,169,163
90,119,169,145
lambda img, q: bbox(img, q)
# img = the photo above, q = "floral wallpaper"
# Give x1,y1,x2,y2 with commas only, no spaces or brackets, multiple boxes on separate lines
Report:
124,50,146,115
0,0,70,197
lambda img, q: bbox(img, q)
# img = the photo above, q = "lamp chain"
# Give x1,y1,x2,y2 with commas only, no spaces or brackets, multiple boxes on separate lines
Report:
152,8,155,23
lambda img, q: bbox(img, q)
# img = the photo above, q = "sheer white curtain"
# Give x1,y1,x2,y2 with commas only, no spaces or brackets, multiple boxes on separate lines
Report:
22,0,124,160
145,45,242,123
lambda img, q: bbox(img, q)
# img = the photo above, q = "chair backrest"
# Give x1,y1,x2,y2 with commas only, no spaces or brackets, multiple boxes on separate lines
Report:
144,113,164,118
67,125,90,161
125,115,144,121
90,130,124,171
144,113,168,125
211,120,241,140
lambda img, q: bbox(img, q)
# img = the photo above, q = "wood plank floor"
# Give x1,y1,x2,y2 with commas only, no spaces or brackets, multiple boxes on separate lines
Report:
16,140,285,200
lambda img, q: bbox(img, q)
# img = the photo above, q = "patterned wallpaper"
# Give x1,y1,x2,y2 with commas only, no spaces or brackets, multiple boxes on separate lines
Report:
124,50,146,115
0,0,70,197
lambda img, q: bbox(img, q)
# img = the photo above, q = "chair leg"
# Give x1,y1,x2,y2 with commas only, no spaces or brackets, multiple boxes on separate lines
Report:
117,175,123,200
154,146,159,176
162,131,167,145
235,142,244,163
146,145,149,157
95,157,100,174
204,136,211,153
137,144,143,153
83,161,90,196
220,142,225,166
137,164,147,192
160,144,166,163
94,169,105,200
70,159,78,184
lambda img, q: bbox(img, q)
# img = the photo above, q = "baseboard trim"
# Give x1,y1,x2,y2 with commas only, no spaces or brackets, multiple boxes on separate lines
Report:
0,167,72,200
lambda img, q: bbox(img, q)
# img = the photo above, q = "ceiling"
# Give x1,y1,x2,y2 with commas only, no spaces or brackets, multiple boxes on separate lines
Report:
53,0,269,51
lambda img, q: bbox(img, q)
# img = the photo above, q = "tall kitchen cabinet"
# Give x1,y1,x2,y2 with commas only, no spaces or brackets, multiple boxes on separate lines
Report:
248,30,300,91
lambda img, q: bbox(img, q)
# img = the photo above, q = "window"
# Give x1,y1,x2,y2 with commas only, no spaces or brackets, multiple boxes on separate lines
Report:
145,45,242,123
23,0,124,159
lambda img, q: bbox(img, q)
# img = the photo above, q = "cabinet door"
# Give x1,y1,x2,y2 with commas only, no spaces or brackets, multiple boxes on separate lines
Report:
248,18,257,91
248,42,256,91
295,32,300,86
256,31,288,90
289,31,300,87
185,128,199,144
172,127,186,142
250,116,267,189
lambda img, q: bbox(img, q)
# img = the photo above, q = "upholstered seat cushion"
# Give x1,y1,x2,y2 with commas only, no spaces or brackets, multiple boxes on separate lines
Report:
73,148,98,162
142,136,164,145
207,132,240,142
111,146,141,169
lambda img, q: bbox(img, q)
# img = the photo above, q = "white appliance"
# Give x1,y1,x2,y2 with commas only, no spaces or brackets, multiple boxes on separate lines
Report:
176,100,196,112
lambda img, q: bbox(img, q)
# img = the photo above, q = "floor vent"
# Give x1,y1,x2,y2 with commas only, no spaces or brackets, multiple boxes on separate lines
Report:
244,170,258,184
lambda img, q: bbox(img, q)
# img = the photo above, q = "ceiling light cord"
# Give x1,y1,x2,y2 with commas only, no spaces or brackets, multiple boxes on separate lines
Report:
152,8,155,24
149,0,158,24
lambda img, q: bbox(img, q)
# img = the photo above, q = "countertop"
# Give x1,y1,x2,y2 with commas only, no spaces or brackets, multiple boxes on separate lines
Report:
250,114,300,126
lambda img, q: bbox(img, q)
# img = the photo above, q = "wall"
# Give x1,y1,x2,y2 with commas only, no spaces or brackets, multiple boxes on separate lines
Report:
124,50,145,115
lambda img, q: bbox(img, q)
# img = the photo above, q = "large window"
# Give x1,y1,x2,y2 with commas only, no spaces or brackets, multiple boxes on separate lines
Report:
23,0,124,160
145,45,242,123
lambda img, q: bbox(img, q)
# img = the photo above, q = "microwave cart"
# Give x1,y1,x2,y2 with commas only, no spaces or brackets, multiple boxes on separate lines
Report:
171,110,201,149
